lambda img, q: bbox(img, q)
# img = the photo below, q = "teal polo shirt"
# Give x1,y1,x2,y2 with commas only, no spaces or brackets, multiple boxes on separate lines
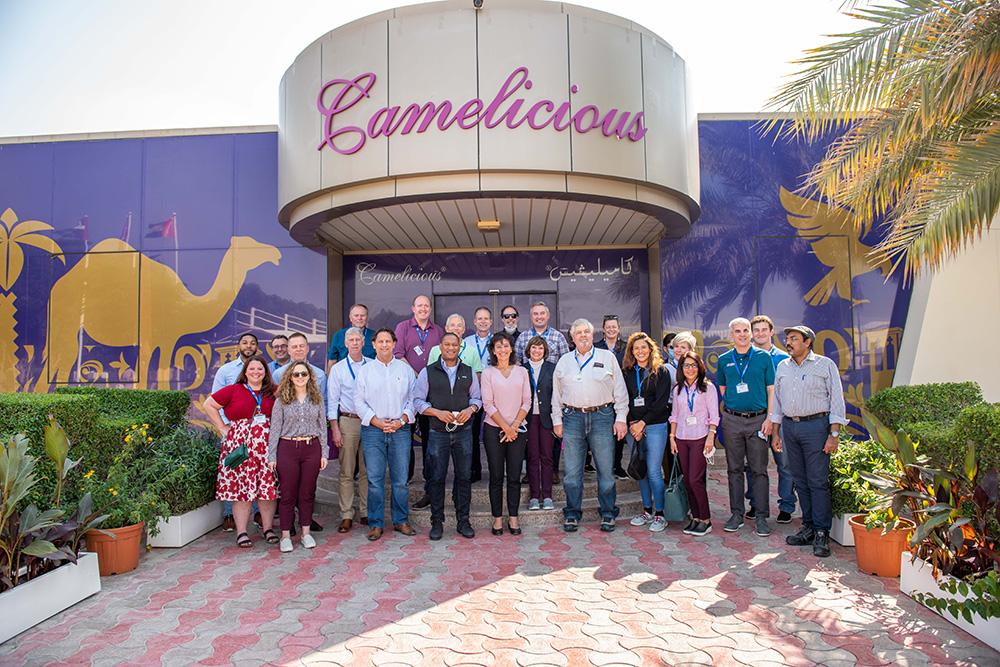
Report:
761,345,790,371
715,347,774,413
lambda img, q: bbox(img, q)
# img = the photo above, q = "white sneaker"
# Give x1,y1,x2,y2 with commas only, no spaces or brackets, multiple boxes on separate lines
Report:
301,534,316,549
528,498,540,511
649,516,667,532
542,498,554,510
630,512,653,526
279,537,293,553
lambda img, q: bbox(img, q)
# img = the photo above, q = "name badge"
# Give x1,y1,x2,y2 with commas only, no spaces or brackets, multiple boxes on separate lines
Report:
633,397,645,407
252,413,267,426
594,362,605,368
736,382,749,394
413,345,424,356
685,415,698,426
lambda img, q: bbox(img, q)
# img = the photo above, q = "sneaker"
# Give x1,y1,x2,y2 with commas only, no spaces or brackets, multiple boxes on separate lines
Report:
222,515,235,532
723,512,744,532
786,526,815,546
429,522,444,541
600,518,616,532
563,518,579,532
630,512,653,526
542,498,554,510
688,521,712,536
776,511,793,524
413,494,431,509
682,519,697,534
528,498,540,511
649,516,667,532
744,508,757,520
613,468,629,480
279,537,293,553
755,516,771,537
301,534,316,549
813,530,831,558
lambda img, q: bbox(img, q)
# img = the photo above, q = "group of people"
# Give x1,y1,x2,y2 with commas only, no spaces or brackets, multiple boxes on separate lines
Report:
205,298,846,559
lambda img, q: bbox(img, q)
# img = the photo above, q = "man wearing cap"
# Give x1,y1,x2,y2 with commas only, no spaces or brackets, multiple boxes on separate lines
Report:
715,317,776,537
770,325,847,558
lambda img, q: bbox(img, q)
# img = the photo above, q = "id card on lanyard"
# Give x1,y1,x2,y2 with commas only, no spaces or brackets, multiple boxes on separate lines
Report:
414,325,430,357
575,349,595,382
633,366,646,407
246,384,267,425
732,351,751,394
684,384,698,426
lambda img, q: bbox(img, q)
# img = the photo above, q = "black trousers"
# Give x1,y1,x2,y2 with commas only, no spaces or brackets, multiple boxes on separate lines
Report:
407,415,432,495
470,410,484,479
483,424,527,517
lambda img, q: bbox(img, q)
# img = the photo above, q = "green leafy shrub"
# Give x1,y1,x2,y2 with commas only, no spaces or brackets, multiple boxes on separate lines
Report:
952,403,1000,473
137,427,220,516
53,387,189,437
830,435,897,516
866,382,983,431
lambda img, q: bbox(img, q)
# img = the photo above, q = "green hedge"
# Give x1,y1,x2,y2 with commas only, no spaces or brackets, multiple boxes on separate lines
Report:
866,382,984,431
952,403,1000,474
53,387,190,437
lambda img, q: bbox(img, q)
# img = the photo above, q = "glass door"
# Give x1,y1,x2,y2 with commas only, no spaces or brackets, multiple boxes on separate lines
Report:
433,291,558,336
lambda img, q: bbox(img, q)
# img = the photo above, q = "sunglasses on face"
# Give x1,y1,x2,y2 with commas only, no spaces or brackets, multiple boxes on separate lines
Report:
501,313,518,319
291,371,310,378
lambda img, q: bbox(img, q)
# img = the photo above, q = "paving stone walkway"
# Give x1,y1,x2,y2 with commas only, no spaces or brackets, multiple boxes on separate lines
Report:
2,469,997,666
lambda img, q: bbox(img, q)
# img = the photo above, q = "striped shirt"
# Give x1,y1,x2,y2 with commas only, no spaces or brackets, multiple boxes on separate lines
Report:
769,352,847,426
514,327,569,364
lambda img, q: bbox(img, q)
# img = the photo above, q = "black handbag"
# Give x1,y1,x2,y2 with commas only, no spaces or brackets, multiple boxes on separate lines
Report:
627,436,646,480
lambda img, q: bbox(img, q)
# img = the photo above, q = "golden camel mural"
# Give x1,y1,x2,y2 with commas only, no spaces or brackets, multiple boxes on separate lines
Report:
36,236,281,390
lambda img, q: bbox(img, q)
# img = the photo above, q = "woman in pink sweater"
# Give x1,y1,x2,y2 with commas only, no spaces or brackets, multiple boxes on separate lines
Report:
480,332,531,535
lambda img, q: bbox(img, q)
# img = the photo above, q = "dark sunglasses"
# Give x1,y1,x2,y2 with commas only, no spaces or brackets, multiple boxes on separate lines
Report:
291,371,310,378
501,313,518,319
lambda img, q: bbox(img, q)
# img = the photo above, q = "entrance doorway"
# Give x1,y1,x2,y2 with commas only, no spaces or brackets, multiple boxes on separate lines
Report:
434,291,558,336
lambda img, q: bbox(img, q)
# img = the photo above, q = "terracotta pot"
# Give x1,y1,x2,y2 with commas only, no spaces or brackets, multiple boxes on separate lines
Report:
848,515,914,577
85,523,144,576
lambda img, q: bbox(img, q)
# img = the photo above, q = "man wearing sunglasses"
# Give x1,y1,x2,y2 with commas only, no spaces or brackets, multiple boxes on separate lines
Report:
499,305,520,340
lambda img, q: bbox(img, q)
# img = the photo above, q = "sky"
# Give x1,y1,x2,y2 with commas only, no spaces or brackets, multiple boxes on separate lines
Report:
0,0,860,137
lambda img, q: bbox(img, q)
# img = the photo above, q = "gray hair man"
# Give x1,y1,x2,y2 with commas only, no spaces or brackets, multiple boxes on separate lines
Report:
327,327,370,533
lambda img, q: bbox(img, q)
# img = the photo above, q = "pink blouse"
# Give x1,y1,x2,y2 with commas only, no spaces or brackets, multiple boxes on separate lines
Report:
481,366,532,428
669,380,721,440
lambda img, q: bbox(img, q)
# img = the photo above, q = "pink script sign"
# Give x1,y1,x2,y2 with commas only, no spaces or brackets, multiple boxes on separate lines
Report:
316,66,647,155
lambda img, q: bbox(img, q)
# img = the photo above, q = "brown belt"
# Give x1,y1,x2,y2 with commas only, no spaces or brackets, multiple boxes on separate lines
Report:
565,402,614,414
280,436,318,444
339,411,361,420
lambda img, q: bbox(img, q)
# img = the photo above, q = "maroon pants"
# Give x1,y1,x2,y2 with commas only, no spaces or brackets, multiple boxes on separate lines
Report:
526,414,555,500
277,437,322,531
675,436,710,520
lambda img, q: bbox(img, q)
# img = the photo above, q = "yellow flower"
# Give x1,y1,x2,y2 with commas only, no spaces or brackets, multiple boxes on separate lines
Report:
108,487,118,496
83,469,95,479
124,435,132,443
147,437,153,443
142,423,149,429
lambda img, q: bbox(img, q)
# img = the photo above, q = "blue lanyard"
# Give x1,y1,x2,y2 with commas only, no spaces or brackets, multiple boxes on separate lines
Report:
475,335,490,361
575,349,596,374
732,350,752,383
245,384,263,413
415,325,430,345
346,357,364,380
527,363,539,396
684,383,696,413
634,366,646,391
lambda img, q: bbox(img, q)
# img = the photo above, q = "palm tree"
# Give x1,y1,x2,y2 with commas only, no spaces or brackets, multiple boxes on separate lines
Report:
765,0,999,279
0,208,64,391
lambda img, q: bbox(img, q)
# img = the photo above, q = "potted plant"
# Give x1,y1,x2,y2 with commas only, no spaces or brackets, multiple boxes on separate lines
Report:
830,436,897,546
0,423,108,643
144,427,224,548
79,424,170,576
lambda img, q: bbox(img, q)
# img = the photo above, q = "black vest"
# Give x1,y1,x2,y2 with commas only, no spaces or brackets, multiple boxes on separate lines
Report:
426,360,475,431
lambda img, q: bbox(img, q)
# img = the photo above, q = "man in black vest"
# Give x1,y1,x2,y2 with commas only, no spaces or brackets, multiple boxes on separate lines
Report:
412,332,482,540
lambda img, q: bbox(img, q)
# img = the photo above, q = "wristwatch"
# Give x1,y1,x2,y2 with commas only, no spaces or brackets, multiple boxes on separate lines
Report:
830,430,840,438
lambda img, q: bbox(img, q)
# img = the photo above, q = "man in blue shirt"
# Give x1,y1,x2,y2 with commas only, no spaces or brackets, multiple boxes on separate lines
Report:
326,304,376,371
715,317,776,537
268,334,290,373
463,306,492,484
744,315,796,525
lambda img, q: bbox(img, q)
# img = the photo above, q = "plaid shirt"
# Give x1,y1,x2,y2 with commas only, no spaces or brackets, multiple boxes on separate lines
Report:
514,327,569,364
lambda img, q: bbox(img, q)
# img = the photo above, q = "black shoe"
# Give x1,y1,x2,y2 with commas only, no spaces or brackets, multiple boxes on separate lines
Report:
744,508,757,520
429,522,444,541
471,472,482,483
813,530,831,557
507,521,522,536
688,521,712,536
682,519,696,534
309,520,324,532
457,522,475,539
491,525,504,536
520,474,529,485
563,518,579,532
600,518,616,532
413,494,431,509
786,526,815,546
553,474,561,485
613,468,629,480
584,463,597,474
776,511,793,524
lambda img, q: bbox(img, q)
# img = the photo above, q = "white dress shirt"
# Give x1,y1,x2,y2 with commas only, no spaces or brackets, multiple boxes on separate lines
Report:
550,346,629,426
327,355,368,419
354,357,416,426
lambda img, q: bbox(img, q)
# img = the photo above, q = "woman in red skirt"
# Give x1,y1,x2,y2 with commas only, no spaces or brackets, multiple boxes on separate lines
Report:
204,355,279,547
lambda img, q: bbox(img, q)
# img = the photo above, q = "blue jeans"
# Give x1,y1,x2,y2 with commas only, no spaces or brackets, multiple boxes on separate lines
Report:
561,406,619,522
632,422,668,512
361,425,411,528
745,447,796,514
222,500,258,517
426,427,473,525
782,417,832,531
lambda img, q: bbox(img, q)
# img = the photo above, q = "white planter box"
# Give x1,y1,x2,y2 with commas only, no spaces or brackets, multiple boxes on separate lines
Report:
0,551,101,644
831,513,863,547
900,553,1000,651
148,501,223,548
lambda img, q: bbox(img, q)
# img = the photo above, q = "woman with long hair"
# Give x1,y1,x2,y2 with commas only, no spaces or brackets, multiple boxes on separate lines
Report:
204,355,279,548
522,336,557,511
268,361,328,552
480,332,531,535
669,351,719,536
623,332,673,532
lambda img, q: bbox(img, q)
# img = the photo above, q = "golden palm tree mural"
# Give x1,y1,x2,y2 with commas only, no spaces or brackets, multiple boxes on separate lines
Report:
0,208,64,391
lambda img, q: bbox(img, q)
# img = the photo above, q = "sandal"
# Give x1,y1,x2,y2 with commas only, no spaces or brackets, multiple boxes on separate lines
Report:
262,528,279,544
236,532,253,548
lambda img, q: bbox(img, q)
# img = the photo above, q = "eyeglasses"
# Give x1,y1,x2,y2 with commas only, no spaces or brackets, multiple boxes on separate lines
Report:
682,363,699,369
501,313,518,319
271,344,287,349
291,371,310,378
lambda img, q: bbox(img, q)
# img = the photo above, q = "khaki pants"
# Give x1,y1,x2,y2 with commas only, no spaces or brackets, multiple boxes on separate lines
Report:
338,415,368,519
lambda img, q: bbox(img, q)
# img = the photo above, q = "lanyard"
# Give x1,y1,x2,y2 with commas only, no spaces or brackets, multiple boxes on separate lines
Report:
575,349,595,374
475,335,490,361
415,325,430,345
346,357,364,380
684,383,696,413
732,350,752,383
634,366,646,392
245,384,263,414
527,363,540,396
